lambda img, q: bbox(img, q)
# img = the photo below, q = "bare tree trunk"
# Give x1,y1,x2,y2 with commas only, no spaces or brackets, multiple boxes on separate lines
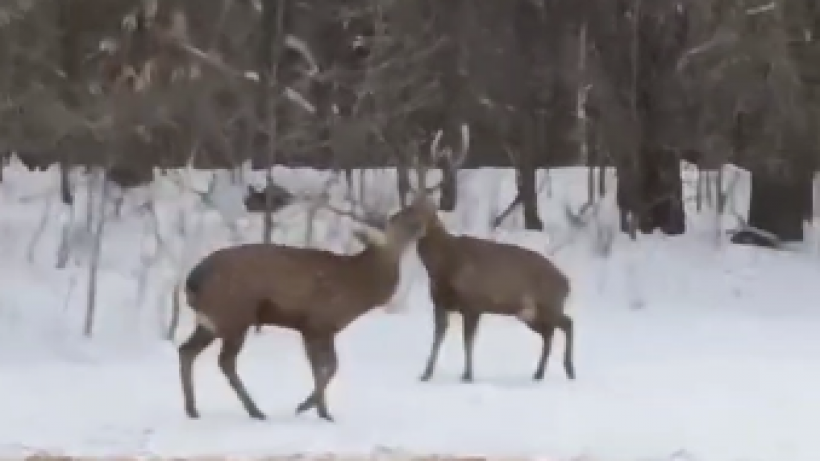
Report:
60,164,73,205
85,169,109,338
519,115,543,230
616,162,639,239
258,0,287,244
396,154,411,207
57,1,80,208
436,0,464,212
167,281,180,340
438,154,458,211
637,145,685,235
577,23,594,204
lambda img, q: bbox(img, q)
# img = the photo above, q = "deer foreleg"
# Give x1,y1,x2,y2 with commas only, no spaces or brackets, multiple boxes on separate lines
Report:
557,314,576,380
532,324,555,380
218,329,266,419
460,312,480,382
178,325,215,418
420,304,449,381
297,334,338,421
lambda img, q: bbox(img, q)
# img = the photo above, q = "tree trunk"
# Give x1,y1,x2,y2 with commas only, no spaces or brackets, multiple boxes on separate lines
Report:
435,0,464,213
519,164,542,230
617,145,685,236
641,146,685,235
438,159,457,211
745,166,811,243
519,115,543,230
616,163,639,237
257,0,287,244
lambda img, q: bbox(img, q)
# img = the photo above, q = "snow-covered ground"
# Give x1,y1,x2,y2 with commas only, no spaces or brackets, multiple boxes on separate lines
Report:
1,160,819,461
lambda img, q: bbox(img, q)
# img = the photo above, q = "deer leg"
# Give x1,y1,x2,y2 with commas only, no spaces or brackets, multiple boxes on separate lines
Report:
178,325,215,419
461,312,481,382
297,334,338,422
532,324,555,380
218,328,266,419
557,314,576,380
420,305,449,381
295,337,321,413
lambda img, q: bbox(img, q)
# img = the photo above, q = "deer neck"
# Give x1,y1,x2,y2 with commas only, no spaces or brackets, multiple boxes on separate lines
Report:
423,218,450,243
417,220,452,264
350,245,404,305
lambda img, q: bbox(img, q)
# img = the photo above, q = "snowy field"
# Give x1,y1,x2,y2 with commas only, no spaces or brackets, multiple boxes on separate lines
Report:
1,159,820,461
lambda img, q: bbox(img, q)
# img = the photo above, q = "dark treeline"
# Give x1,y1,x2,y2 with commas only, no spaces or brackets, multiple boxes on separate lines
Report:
0,0,818,244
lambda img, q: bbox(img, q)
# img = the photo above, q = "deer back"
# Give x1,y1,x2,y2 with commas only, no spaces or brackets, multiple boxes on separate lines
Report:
198,244,402,313
440,236,570,311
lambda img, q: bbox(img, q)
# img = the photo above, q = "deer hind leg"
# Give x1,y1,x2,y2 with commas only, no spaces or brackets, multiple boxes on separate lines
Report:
517,296,555,380
556,314,576,380
218,327,266,419
178,325,215,418
296,333,338,422
460,312,481,382
529,323,555,381
420,303,450,381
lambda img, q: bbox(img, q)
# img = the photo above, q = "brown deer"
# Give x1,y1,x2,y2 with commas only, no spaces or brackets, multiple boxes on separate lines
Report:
395,127,575,383
176,197,429,422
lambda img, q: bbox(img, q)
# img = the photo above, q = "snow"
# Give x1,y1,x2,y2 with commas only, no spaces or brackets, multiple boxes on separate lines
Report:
1,160,819,460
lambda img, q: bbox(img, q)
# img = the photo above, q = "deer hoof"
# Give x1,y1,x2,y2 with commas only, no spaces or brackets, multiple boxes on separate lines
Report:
460,373,474,383
317,409,335,422
419,372,433,382
565,363,576,380
249,410,267,420
295,397,316,415
185,407,200,419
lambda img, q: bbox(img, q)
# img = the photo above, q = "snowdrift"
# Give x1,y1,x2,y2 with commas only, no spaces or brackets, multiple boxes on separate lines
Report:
1,161,819,461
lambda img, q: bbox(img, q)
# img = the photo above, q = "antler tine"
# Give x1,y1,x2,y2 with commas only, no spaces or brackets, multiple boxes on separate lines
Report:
408,136,429,194
296,189,387,230
418,124,471,196
453,122,470,169
429,129,446,163
320,201,386,229
407,129,442,199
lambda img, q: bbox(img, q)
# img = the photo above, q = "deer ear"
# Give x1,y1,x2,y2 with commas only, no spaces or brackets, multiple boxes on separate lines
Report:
353,227,387,247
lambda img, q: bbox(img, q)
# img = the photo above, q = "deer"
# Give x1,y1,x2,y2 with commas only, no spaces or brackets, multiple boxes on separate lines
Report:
394,125,576,383
176,193,430,422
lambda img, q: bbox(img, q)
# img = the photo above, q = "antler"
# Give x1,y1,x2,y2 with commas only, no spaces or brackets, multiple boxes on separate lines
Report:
318,199,387,229
412,123,470,198
293,177,388,230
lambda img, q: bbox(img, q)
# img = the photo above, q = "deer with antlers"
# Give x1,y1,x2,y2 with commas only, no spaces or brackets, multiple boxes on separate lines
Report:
395,124,576,382
176,191,429,422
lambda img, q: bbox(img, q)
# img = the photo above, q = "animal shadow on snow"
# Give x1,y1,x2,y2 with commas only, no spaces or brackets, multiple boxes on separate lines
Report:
419,372,569,390
180,409,334,427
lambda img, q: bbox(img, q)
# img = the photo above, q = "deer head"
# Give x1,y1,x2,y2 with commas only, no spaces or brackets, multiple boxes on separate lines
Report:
395,124,471,228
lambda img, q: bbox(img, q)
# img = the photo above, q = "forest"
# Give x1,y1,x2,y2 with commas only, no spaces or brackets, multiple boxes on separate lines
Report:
0,0,818,244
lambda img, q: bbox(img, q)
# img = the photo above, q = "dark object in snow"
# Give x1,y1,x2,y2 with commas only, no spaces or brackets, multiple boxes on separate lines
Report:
729,228,780,249
244,183,293,213
106,165,152,189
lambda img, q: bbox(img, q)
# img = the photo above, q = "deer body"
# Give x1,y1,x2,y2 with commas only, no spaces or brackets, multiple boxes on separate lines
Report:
178,213,425,422
187,244,402,334
376,122,572,382
409,211,575,383
422,235,570,317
